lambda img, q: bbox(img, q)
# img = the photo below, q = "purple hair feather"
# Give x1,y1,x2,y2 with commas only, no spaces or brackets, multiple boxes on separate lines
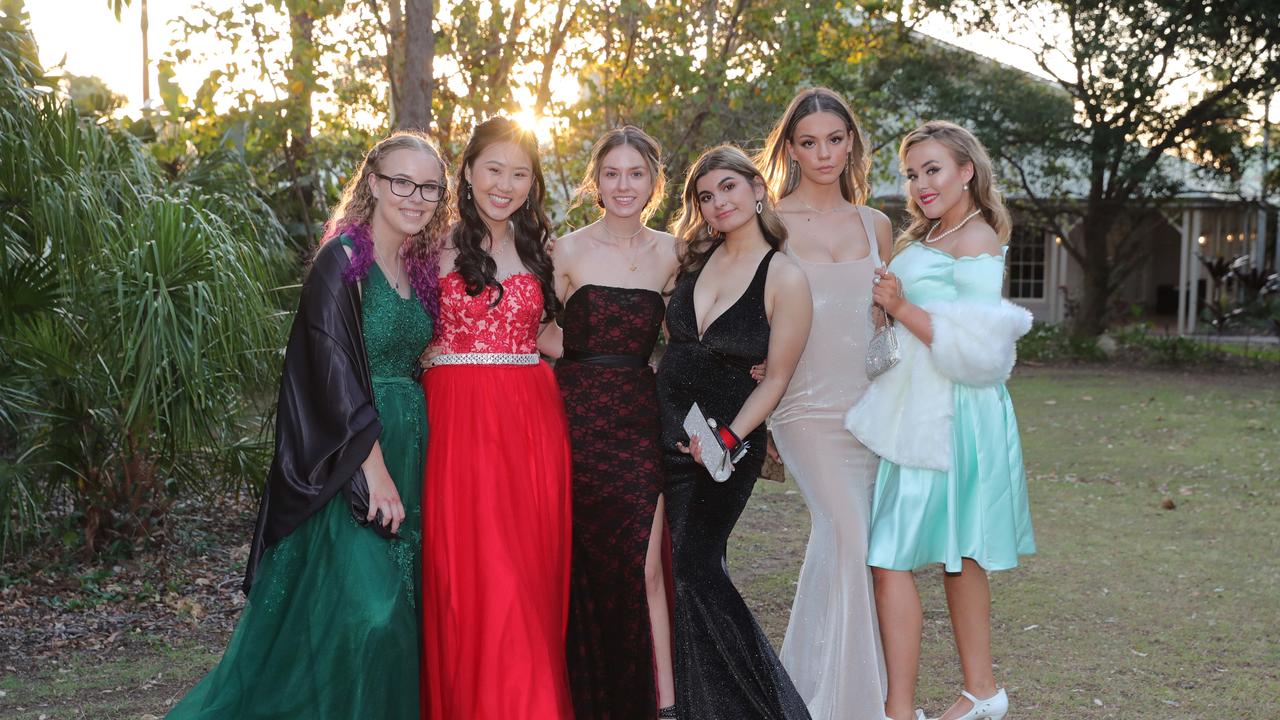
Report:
327,219,440,323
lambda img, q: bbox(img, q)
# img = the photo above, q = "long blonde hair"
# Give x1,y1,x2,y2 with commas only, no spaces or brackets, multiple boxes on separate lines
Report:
571,125,667,224
758,87,871,203
893,121,1010,257
323,131,453,318
670,145,788,276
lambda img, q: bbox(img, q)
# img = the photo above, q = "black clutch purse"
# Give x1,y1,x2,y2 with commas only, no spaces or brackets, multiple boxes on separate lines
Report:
345,469,398,540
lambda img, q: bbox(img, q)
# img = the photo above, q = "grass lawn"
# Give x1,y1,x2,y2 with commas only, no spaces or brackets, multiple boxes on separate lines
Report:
3,366,1278,719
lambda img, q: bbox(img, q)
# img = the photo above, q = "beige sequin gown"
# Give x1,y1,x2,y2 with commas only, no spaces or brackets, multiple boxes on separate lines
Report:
773,206,887,719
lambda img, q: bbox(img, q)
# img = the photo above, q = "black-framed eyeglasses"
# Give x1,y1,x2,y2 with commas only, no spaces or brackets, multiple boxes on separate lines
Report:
374,173,447,202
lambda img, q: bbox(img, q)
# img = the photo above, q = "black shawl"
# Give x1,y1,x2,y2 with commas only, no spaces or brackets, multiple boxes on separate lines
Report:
243,239,381,590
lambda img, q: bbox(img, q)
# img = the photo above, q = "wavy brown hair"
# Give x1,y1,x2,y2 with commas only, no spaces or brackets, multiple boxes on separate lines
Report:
453,116,558,320
670,145,787,276
758,87,871,203
570,125,667,224
893,120,1011,257
321,130,451,320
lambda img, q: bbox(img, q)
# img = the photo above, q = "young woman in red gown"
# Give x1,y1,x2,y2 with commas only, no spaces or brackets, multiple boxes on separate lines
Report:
419,117,574,719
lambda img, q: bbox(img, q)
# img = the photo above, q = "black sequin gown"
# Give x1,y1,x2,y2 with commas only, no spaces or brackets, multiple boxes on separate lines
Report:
556,284,668,719
656,247,811,720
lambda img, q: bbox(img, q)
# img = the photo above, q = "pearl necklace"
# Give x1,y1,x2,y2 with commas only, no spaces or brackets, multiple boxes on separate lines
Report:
924,209,983,244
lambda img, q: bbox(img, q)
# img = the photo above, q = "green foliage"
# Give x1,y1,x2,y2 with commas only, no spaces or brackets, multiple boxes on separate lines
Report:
928,0,1280,337
64,74,126,118
0,19,289,559
1110,324,1214,365
1017,322,1105,362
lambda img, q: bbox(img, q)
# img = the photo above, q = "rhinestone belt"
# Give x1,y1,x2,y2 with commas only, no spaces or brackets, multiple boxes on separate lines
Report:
425,352,541,368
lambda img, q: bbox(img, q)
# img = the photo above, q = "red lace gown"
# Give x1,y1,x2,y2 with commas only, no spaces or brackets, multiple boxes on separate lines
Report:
420,272,574,720
555,285,669,719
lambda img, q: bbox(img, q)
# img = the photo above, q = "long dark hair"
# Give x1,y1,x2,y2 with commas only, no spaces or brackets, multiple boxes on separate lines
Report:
670,145,787,276
757,87,871,204
453,117,558,320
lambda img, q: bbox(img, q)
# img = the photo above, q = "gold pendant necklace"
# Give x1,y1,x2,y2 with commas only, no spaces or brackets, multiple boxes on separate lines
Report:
599,222,647,272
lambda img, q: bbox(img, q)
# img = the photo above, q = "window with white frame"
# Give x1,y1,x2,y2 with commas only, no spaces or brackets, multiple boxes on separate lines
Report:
1007,225,1046,300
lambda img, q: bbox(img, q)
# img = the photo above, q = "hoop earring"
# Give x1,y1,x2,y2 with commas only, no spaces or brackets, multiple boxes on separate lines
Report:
705,224,713,238
755,200,763,215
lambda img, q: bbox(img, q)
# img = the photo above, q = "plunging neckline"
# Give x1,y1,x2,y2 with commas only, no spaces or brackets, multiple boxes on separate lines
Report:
369,260,414,301
691,247,773,341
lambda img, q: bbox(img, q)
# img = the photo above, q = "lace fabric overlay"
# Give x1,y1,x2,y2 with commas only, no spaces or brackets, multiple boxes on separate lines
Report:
432,271,544,355
556,285,667,716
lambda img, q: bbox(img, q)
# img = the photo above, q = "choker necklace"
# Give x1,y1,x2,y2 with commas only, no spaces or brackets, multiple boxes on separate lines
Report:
598,222,648,272
599,221,646,242
925,209,983,244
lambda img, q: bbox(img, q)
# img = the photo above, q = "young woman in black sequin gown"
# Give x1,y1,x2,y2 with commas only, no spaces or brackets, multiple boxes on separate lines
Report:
656,145,814,720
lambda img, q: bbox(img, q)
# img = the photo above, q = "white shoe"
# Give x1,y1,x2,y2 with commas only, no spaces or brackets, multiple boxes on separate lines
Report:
884,711,927,720
950,688,1008,720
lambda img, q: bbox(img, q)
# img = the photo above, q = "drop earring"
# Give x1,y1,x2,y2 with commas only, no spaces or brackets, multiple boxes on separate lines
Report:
466,182,472,200
963,183,970,192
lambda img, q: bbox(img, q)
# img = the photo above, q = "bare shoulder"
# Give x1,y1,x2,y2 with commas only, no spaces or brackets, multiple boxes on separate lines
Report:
552,225,590,261
950,221,1002,259
767,251,809,292
650,228,679,257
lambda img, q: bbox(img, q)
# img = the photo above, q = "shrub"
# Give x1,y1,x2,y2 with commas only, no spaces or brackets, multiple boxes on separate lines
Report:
1018,322,1105,362
0,20,288,558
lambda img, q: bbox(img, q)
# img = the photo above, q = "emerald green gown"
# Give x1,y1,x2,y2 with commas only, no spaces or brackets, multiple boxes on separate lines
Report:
168,247,432,720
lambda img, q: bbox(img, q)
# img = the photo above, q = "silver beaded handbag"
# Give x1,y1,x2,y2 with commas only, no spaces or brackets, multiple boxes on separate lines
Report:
865,303,900,380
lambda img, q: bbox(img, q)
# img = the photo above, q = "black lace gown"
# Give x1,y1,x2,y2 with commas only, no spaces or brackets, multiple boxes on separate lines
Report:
656,248,811,720
556,284,669,719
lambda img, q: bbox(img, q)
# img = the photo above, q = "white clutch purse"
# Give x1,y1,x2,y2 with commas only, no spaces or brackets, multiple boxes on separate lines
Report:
682,402,734,482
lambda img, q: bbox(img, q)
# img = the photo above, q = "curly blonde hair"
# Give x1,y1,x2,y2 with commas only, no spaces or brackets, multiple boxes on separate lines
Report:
893,120,1010,257
669,145,787,276
322,130,452,318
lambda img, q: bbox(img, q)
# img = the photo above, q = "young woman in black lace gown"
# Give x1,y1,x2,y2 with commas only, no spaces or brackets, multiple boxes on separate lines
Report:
538,126,680,719
656,145,813,719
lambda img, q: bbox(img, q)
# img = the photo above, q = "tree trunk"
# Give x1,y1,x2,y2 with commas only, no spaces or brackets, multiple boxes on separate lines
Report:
399,0,434,131
1072,207,1119,337
286,4,316,243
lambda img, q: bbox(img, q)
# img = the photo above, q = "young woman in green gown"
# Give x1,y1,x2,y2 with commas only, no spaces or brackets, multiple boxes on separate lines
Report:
167,132,450,720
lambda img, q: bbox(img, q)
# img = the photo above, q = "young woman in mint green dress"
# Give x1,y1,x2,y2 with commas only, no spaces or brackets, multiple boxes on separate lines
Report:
167,132,449,720
845,121,1034,720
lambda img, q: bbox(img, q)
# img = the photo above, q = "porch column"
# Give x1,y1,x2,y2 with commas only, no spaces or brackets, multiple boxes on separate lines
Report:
1187,209,1203,335
1177,208,1190,335
1256,208,1268,271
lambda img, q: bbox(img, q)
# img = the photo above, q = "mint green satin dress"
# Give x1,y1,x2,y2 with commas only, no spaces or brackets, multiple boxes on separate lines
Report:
168,243,431,719
866,244,1035,573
